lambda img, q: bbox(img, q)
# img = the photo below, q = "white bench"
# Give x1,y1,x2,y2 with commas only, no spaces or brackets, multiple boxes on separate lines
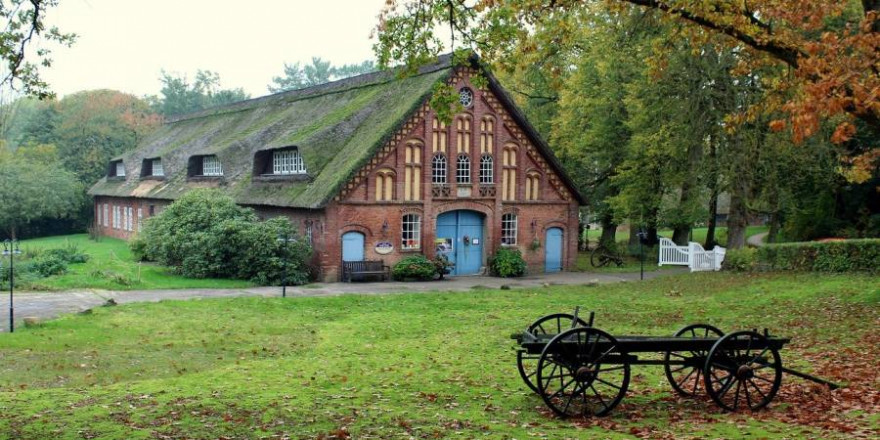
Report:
658,237,725,272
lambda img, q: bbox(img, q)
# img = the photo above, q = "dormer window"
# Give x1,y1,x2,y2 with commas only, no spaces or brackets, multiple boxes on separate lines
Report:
273,148,306,175
188,155,223,178
108,160,126,178
141,157,165,178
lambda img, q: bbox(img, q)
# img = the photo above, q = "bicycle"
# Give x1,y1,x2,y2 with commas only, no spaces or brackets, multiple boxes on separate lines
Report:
590,242,625,268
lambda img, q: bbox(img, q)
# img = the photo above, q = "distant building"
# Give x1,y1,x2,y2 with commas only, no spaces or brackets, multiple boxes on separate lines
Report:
89,55,584,281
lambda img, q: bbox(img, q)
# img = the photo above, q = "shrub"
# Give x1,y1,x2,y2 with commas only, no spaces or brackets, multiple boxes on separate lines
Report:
42,242,89,264
755,239,880,273
489,248,527,278
392,255,437,281
30,254,68,277
721,248,757,272
133,189,312,285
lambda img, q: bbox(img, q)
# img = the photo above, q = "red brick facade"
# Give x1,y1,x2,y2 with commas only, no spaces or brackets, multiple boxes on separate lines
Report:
93,68,581,282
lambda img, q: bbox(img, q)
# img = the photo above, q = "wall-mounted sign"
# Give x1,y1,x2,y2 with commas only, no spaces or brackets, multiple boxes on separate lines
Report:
375,241,394,255
435,238,453,253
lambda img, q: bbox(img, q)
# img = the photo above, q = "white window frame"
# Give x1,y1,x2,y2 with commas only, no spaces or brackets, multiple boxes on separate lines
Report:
479,154,493,184
103,204,109,227
96,204,102,227
127,207,134,231
151,158,164,177
501,213,517,246
456,154,471,184
432,153,447,185
401,214,421,250
273,149,307,175
137,208,143,231
202,155,223,176
305,222,313,245
122,207,128,231
115,161,125,177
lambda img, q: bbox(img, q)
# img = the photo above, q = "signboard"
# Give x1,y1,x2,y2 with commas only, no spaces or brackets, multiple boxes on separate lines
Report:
435,238,453,253
375,241,394,255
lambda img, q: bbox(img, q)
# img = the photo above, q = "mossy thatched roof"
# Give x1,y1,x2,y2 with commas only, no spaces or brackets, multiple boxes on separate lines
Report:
89,54,585,208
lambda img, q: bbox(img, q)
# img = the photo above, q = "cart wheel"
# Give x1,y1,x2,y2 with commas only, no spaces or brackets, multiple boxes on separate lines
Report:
664,323,724,397
536,327,630,417
518,313,589,393
704,331,782,411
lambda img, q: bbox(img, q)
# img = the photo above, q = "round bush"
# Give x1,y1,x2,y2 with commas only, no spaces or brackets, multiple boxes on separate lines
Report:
392,255,437,281
489,248,527,278
30,254,68,277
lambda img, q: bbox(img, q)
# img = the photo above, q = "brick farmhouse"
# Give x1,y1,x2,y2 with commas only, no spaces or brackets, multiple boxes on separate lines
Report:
88,55,585,281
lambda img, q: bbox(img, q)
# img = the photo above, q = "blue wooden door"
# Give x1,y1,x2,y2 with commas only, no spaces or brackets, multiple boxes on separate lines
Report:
545,227,563,273
436,210,484,275
341,231,365,262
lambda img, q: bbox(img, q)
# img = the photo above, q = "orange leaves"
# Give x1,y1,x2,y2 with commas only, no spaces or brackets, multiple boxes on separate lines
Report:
831,121,857,144
769,119,787,132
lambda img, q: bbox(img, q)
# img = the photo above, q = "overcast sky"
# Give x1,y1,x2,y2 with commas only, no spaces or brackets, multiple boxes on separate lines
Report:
40,0,388,99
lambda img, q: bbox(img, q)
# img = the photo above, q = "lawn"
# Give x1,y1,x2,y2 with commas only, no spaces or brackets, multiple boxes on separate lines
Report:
16,234,254,291
1,272,877,439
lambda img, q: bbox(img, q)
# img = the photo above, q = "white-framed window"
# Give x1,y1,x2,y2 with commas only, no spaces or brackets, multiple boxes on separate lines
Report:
305,222,313,245
122,207,128,231
479,154,493,184
456,154,471,184
401,214,421,250
137,208,143,231
501,213,517,246
113,206,120,229
96,204,102,226
151,158,164,176
432,153,447,185
127,207,134,231
103,204,109,227
273,148,306,175
115,161,125,177
202,155,223,176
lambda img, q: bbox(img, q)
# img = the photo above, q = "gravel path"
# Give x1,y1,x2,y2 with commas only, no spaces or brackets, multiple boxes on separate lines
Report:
747,232,769,247
0,269,685,332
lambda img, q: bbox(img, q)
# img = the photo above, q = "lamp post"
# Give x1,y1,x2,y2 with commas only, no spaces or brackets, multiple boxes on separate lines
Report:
276,232,296,298
636,230,648,281
3,239,22,333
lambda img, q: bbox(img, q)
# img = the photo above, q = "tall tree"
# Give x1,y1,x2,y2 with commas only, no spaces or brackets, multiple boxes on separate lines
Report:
268,58,376,93
154,70,249,117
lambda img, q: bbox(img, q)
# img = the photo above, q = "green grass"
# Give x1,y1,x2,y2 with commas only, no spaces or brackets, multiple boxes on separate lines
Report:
16,234,254,291
587,226,770,247
1,272,877,439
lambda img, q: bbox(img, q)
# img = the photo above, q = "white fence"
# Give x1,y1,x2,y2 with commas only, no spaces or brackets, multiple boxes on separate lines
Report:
658,237,726,272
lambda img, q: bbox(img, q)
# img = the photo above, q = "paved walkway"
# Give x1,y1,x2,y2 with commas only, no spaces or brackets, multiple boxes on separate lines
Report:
747,232,769,247
0,269,684,332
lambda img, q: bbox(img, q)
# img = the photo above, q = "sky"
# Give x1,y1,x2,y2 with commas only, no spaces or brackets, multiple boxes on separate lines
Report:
40,0,389,99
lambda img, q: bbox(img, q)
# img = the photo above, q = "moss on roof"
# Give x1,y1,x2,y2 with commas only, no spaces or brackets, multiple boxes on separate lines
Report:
89,61,452,208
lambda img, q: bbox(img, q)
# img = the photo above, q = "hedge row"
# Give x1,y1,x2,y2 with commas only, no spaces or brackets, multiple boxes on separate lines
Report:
723,239,880,273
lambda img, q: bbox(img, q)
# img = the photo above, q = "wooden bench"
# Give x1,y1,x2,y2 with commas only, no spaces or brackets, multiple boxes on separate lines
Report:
342,260,390,282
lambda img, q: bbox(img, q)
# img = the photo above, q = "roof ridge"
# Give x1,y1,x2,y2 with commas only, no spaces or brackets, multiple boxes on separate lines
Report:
167,54,454,124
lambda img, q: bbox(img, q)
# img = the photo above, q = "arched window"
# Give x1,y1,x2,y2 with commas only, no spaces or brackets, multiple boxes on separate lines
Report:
480,116,495,154
501,213,518,246
404,140,422,201
456,154,471,184
479,154,493,184
432,153,447,185
375,169,395,201
525,172,540,201
455,115,472,154
402,214,421,250
502,144,518,201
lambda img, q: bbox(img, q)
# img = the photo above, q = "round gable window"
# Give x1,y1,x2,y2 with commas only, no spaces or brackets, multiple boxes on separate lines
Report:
459,87,474,108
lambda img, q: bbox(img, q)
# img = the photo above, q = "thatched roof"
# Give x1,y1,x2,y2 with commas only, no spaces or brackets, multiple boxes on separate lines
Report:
89,54,585,208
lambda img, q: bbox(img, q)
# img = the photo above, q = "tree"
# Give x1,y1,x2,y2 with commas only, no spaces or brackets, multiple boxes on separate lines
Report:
0,149,82,238
374,0,880,180
153,70,249,117
267,57,376,93
0,0,76,99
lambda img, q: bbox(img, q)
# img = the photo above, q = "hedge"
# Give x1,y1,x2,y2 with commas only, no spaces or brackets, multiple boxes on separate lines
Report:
723,239,880,273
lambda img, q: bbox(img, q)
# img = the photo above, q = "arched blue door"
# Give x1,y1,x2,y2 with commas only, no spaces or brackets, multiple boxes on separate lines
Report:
341,231,365,262
545,228,563,273
436,210,484,275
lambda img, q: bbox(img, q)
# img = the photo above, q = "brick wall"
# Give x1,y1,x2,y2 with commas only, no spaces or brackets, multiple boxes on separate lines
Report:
93,196,170,240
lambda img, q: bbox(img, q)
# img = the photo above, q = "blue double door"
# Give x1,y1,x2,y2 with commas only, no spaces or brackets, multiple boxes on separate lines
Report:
436,210,484,275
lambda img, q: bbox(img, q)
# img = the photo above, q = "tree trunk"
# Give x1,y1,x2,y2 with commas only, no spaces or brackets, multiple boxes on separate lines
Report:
628,223,639,250
727,180,749,249
600,224,617,248
767,212,780,244
705,140,719,249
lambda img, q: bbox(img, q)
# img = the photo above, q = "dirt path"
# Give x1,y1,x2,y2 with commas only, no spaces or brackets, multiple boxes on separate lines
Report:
0,269,685,332
747,232,769,247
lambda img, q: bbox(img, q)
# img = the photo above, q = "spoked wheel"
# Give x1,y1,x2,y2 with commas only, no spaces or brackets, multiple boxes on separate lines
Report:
536,327,630,417
590,246,611,268
664,324,724,397
704,331,783,411
517,313,589,393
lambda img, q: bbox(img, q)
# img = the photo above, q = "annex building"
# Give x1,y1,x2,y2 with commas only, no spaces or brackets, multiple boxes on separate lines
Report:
88,55,585,281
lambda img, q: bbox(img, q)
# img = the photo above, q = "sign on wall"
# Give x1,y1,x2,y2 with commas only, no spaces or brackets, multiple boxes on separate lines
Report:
375,241,394,255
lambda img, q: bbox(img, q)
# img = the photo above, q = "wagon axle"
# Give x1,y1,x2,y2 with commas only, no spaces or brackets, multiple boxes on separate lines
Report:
513,311,840,418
